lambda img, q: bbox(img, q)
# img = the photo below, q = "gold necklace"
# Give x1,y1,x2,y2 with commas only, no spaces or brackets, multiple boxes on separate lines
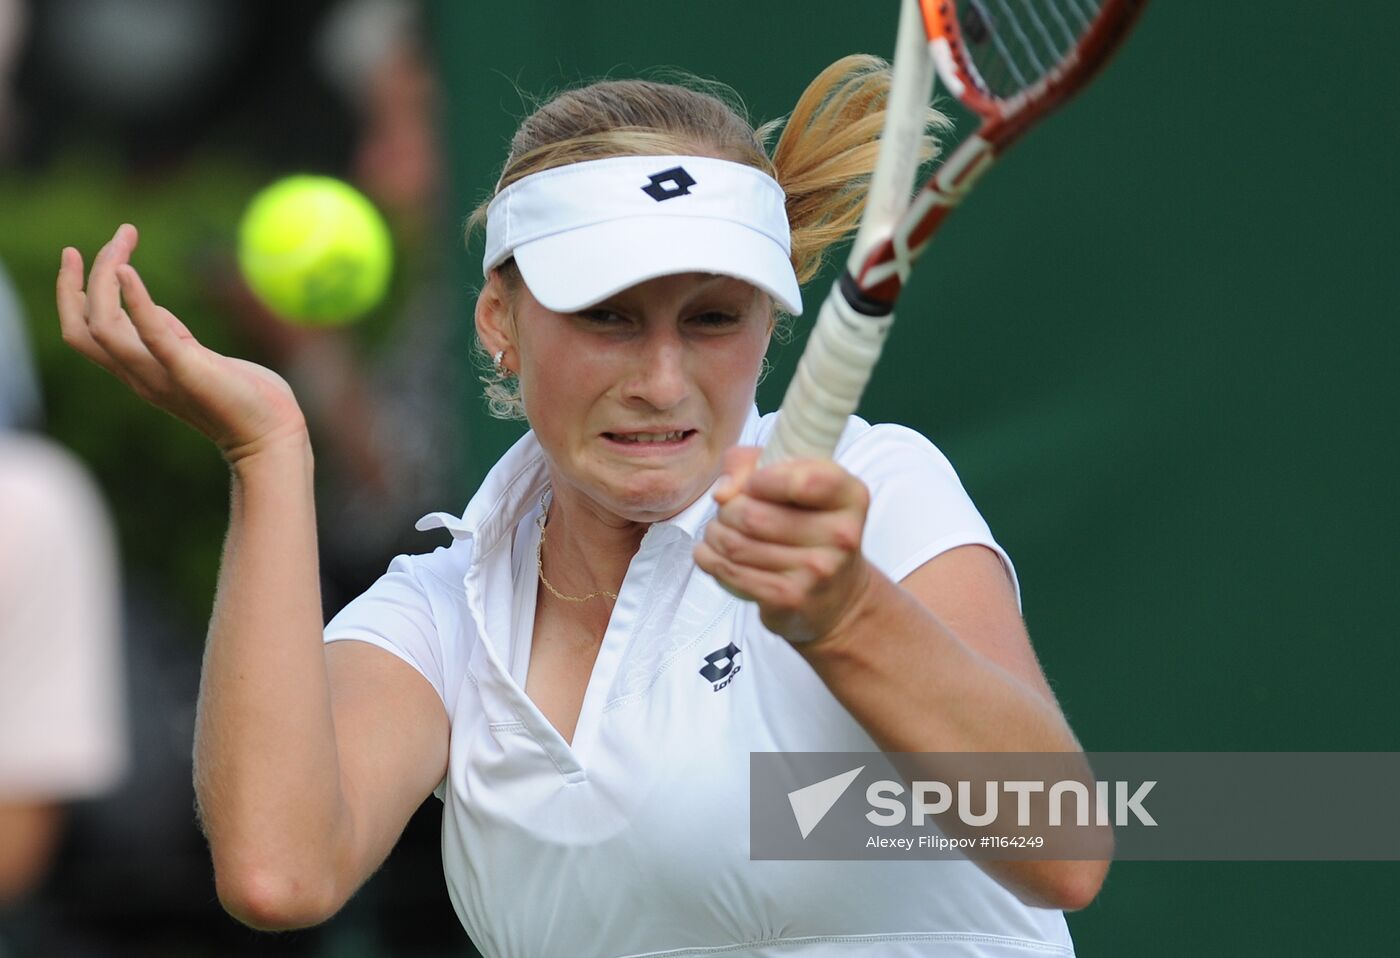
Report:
535,492,618,603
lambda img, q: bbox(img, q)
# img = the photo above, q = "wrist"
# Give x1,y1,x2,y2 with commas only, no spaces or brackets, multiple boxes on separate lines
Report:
793,560,883,660
226,428,314,480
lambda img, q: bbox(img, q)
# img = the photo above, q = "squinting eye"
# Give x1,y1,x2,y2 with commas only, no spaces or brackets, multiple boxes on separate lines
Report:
578,308,626,325
691,311,739,327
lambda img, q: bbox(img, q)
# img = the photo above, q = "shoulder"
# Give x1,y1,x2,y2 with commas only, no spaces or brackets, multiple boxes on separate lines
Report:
834,420,959,485
331,534,476,642
391,536,475,595
324,533,479,715
750,411,962,491
753,414,1015,595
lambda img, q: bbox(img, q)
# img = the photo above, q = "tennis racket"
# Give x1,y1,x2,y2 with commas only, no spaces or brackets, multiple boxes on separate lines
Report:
762,0,1151,464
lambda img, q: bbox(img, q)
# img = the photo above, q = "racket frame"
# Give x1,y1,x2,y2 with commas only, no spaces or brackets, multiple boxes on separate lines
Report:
762,0,1149,465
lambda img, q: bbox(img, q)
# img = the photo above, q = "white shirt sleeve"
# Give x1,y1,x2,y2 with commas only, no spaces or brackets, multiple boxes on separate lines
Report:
837,423,1022,608
323,552,451,711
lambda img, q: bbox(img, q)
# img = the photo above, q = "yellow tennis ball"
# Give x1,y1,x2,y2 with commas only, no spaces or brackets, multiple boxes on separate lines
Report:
237,175,393,325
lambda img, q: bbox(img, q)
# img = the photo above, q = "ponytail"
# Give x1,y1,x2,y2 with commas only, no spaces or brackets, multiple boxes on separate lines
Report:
764,54,947,285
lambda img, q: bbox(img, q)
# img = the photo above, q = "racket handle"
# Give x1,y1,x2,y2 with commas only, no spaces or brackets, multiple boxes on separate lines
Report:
761,281,894,466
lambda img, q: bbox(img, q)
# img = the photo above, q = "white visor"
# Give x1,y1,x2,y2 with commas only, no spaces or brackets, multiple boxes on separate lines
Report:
483,155,802,315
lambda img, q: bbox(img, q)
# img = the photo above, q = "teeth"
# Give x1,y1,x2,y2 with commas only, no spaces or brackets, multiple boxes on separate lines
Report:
615,431,686,443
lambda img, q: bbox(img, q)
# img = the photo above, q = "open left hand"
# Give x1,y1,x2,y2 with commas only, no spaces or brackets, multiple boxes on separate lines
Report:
57,225,308,465
694,447,874,646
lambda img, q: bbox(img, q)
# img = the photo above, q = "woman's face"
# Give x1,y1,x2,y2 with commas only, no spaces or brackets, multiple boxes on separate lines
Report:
494,271,772,524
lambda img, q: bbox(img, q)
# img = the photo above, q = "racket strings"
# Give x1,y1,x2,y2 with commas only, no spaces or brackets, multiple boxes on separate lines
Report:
1016,0,1070,59
961,0,1104,100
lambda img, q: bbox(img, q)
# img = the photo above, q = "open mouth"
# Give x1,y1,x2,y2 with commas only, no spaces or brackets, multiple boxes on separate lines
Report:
602,429,697,445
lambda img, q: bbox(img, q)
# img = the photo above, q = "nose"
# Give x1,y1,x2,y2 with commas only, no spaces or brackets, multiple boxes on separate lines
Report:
622,325,689,410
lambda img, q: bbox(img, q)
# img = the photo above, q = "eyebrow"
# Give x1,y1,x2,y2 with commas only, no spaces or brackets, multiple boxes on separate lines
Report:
600,276,758,314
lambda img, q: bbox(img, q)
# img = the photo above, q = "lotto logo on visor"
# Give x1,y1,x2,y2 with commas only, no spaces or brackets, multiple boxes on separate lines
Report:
641,166,697,201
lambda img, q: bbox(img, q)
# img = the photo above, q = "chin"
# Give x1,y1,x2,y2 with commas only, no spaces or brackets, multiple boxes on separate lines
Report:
606,473,707,521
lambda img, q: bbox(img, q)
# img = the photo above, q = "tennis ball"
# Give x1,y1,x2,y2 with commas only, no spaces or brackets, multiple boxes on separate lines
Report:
237,175,393,325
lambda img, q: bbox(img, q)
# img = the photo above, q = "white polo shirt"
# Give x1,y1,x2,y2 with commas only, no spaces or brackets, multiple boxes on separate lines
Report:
325,408,1074,958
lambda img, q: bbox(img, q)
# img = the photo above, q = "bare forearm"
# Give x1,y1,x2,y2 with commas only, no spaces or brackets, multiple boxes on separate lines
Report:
57,229,364,925
800,568,1078,755
799,567,1109,909
193,436,348,917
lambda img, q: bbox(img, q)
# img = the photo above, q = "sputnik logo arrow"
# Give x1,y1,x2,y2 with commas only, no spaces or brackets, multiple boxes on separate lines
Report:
787,766,865,839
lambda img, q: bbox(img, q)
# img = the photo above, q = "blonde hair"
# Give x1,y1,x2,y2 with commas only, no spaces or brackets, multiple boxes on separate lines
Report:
470,56,944,420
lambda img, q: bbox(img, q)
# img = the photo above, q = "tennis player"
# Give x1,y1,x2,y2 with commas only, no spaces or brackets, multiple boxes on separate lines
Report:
56,55,1105,957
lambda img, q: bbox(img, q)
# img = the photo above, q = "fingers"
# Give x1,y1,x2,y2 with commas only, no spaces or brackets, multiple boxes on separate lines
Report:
714,446,761,503
709,447,869,554
713,488,866,555
694,539,787,603
73,226,153,382
718,445,868,507
694,534,866,643
116,264,189,366
55,227,305,459
743,456,870,512
56,226,183,392
703,513,838,575
56,246,102,362
714,496,842,550
84,224,136,340
702,449,876,644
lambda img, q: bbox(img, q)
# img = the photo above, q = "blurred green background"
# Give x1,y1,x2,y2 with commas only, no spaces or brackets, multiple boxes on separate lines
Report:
2,0,1395,955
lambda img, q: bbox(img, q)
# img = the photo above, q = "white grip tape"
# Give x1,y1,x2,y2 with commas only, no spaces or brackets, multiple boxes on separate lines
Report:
761,287,894,466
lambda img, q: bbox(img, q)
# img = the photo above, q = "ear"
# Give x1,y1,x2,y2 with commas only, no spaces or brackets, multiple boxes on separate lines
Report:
475,270,516,367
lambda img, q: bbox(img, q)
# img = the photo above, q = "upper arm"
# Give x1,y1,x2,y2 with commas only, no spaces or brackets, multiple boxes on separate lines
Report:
326,640,448,892
898,544,1060,708
837,424,1054,704
318,550,461,894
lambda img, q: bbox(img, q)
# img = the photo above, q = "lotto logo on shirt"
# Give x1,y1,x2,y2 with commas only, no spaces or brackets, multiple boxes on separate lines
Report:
699,642,742,691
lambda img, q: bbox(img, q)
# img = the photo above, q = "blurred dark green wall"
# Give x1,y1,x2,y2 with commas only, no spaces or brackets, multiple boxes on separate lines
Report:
427,1,1398,953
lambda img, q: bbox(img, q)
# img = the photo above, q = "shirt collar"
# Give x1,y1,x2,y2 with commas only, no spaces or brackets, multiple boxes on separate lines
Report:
413,428,548,551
